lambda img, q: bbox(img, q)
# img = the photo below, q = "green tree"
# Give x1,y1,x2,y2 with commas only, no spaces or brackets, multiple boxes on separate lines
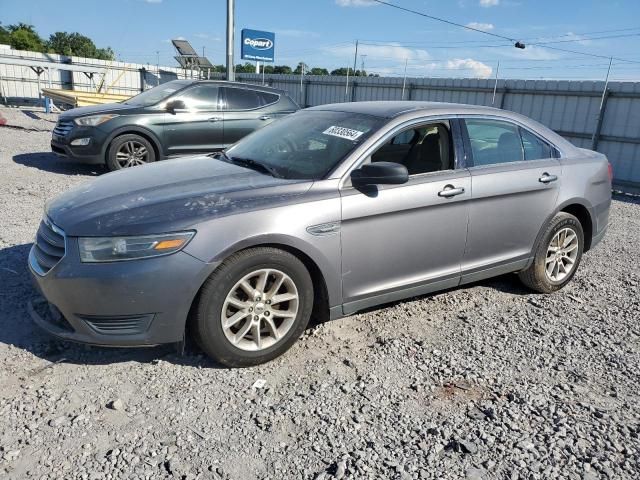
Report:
7,23,46,52
293,62,309,75
272,65,292,74
0,23,11,45
309,67,329,75
47,32,114,60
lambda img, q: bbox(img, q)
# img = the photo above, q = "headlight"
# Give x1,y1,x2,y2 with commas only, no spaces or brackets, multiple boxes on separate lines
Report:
74,114,119,127
78,231,195,263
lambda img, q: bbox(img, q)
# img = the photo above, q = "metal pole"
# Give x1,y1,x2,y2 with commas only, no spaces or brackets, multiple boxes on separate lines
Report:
156,50,160,86
300,62,304,106
591,57,613,150
491,60,500,107
401,58,408,100
226,0,235,81
345,40,357,101
262,64,265,85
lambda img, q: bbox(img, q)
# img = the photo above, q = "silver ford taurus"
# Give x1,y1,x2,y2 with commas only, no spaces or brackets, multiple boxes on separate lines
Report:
28,101,612,366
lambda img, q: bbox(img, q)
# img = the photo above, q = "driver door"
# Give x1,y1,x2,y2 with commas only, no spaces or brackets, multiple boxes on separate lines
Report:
163,84,224,154
339,119,471,314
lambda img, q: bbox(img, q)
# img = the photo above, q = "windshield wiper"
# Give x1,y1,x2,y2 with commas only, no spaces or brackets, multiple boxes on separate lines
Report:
227,156,284,178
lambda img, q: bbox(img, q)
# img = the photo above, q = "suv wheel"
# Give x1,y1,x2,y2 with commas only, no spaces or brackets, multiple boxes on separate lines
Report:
519,212,584,293
191,247,314,367
106,134,156,171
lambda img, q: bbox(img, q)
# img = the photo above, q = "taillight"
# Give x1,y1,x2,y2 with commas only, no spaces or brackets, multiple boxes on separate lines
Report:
607,162,613,181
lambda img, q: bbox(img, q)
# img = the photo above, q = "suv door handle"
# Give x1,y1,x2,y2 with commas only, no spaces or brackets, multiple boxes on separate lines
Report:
208,116,222,122
259,115,272,121
438,185,466,198
539,173,558,184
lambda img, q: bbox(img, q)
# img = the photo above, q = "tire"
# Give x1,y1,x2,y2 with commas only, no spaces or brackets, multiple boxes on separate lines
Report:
191,247,314,367
106,134,156,171
518,212,584,293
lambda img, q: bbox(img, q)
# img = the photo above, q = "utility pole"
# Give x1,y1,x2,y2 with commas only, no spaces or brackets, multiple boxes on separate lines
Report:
401,58,408,100
226,0,235,81
156,50,160,86
360,54,367,74
491,60,500,107
345,40,358,101
592,57,613,150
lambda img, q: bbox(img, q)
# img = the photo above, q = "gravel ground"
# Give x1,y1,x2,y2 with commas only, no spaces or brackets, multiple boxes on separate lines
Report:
0,106,639,480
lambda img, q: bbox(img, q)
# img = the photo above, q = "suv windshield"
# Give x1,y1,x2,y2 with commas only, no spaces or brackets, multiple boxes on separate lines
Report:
224,110,383,180
124,80,192,107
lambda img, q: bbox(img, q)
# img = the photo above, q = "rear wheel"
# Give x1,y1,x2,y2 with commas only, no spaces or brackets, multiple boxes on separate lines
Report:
192,247,314,367
519,212,584,293
106,134,156,171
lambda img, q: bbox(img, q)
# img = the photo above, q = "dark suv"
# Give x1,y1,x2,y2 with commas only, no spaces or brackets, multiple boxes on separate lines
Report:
51,80,299,170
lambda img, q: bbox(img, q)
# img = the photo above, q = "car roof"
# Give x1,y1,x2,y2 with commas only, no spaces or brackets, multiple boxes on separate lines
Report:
306,101,506,119
183,79,287,95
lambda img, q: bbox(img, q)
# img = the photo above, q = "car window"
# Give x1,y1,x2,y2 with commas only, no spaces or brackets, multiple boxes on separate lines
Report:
223,87,264,110
175,85,220,111
224,110,383,180
370,122,453,175
465,119,524,166
391,129,417,145
257,91,279,106
520,127,553,160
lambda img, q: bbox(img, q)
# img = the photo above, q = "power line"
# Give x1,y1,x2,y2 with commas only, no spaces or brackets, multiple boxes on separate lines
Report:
368,0,520,43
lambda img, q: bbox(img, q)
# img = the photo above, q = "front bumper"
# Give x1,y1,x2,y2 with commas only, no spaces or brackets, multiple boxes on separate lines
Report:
28,239,216,346
51,127,107,165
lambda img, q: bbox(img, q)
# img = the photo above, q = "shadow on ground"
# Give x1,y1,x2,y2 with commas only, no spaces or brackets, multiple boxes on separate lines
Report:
13,152,105,176
21,110,57,123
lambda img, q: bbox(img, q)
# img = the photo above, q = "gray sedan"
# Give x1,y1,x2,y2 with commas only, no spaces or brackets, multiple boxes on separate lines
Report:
29,102,612,366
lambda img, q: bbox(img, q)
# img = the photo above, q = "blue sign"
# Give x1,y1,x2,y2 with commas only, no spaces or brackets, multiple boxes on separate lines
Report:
241,29,275,62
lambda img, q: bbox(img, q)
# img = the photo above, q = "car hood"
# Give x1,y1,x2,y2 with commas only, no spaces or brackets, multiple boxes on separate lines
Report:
46,156,312,236
60,102,139,120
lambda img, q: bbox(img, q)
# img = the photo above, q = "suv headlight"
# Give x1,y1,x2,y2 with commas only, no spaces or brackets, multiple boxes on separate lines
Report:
78,231,195,263
74,114,119,127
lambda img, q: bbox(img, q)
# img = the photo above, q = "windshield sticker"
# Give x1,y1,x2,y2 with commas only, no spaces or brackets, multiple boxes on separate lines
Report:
322,126,365,141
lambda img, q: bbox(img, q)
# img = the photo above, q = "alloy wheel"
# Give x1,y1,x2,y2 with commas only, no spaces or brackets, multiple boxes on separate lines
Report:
221,268,299,351
115,140,149,168
545,227,579,282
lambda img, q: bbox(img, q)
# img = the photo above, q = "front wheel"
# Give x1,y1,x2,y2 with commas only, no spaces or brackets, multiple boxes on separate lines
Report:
519,212,584,293
106,134,156,171
191,247,314,367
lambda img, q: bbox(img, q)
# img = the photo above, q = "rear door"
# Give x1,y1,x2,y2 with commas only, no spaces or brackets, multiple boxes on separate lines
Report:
221,87,280,146
163,84,223,154
460,117,562,280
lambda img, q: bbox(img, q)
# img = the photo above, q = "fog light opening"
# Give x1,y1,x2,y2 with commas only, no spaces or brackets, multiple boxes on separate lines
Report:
70,138,91,146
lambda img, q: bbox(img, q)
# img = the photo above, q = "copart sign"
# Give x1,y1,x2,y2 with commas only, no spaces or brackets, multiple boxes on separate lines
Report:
241,29,275,62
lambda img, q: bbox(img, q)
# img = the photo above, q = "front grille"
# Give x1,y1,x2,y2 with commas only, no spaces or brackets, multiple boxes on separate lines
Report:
33,218,66,274
53,120,74,137
79,314,154,335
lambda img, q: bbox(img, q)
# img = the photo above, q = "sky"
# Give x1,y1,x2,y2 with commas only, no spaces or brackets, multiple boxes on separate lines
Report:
2,0,640,81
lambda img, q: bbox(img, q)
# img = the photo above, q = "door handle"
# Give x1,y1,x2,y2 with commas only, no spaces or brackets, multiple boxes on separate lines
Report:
208,116,222,122
259,115,272,121
539,173,558,184
438,185,465,198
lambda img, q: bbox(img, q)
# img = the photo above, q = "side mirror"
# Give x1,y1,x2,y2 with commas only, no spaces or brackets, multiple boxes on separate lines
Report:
165,99,186,113
351,161,408,186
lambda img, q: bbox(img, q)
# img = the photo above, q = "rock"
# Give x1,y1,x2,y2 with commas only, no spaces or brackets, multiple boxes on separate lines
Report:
107,399,124,411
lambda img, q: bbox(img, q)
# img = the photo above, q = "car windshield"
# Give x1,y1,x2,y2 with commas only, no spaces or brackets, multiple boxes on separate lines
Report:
224,110,384,180
123,80,192,106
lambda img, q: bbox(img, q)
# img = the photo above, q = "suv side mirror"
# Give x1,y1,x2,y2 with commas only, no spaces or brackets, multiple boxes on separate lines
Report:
165,99,186,113
351,162,409,186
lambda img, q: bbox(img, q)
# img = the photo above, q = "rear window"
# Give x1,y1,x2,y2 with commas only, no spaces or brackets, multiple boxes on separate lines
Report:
223,88,279,110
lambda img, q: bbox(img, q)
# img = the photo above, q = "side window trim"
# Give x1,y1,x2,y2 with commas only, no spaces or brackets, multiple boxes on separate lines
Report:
222,87,280,112
339,116,463,189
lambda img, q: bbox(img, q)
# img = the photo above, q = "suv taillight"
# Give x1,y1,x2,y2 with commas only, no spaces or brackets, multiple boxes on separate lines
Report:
608,162,613,181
